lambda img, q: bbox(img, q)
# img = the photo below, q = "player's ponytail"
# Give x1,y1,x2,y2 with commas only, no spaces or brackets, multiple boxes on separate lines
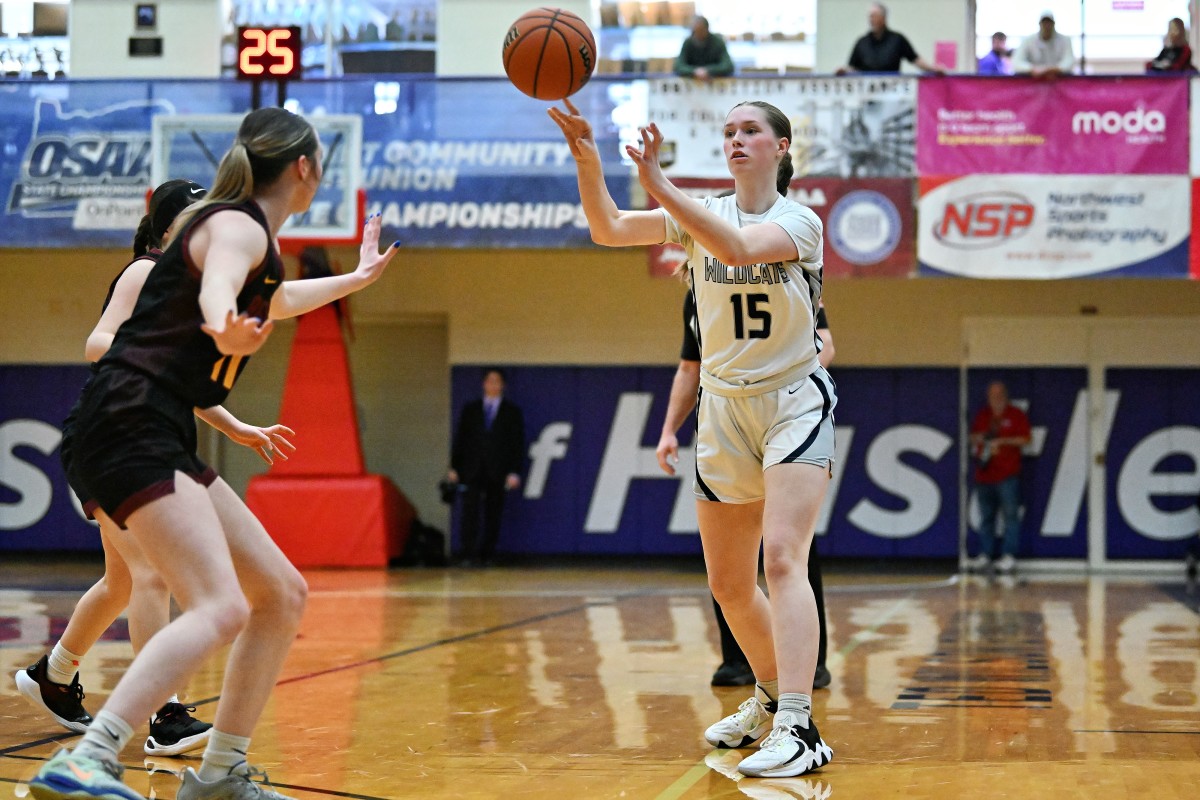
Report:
172,107,317,235
776,150,794,196
729,100,794,196
133,213,154,257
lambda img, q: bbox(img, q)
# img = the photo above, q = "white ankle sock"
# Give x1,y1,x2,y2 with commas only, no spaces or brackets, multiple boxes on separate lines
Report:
74,709,133,763
757,679,779,703
775,692,812,729
198,730,252,782
47,643,83,685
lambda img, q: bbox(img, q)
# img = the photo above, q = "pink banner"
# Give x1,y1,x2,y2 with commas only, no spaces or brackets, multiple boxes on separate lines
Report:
918,77,1189,175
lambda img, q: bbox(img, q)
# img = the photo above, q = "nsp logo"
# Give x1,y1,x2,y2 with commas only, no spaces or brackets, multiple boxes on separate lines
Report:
932,191,1034,249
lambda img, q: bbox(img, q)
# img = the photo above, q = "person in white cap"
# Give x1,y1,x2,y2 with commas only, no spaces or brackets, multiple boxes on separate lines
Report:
1012,10,1075,78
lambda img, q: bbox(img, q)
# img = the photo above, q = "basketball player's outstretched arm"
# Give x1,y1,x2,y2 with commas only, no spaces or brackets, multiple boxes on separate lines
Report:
625,122,804,267
268,213,400,319
548,98,664,247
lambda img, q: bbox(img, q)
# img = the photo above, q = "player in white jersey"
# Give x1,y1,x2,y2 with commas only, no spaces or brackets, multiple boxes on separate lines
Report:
549,98,834,778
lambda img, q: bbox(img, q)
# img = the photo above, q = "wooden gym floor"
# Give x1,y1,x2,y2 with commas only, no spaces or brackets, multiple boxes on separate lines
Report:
1,559,1198,799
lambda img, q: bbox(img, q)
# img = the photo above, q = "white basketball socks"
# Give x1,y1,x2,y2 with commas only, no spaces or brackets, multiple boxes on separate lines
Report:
47,643,83,685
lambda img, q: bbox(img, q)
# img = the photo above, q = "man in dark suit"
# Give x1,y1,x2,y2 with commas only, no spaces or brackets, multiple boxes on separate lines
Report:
447,368,525,566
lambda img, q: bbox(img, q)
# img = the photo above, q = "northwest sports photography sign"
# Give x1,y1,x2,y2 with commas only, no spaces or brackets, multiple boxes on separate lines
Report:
918,76,1189,175
646,177,915,278
644,75,917,179
918,175,1190,278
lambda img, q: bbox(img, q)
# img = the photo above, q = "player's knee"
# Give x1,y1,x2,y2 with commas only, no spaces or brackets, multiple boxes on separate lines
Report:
277,570,308,624
128,563,169,600
709,576,755,610
208,597,251,643
762,544,804,585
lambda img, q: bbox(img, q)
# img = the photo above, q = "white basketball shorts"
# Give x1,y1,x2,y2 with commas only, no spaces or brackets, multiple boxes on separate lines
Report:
693,366,837,503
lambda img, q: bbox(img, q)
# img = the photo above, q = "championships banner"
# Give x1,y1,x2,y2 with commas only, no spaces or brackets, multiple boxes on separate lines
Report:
647,177,915,278
918,174,1190,278
0,78,629,249
645,75,917,179
918,76,1189,176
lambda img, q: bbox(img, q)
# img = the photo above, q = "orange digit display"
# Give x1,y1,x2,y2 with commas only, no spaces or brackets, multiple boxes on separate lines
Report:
236,26,302,80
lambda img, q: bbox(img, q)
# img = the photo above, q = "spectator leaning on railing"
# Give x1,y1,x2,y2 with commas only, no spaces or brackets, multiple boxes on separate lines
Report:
1011,10,1075,79
1146,17,1196,73
673,15,734,82
977,32,1014,76
836,2,945,75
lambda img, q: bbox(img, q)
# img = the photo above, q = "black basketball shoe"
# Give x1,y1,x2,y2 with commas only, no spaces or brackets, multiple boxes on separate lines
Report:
144,702,212,756
14,654,93,733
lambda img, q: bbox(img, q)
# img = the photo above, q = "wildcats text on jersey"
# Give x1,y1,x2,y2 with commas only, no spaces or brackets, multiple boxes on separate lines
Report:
702,257,791,285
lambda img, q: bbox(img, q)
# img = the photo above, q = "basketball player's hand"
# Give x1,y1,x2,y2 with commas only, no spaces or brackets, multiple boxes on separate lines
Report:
625,124,668,196
547,98,598,164
656,432,680,476
354,213,401,286
202,310,273,355
224,422,297,465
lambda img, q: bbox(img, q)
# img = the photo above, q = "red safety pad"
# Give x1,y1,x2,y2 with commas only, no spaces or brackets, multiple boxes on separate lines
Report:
246,474,414,567
271,305,364,476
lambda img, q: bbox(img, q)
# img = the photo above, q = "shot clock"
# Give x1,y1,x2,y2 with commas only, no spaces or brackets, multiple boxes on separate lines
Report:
236,26,303,80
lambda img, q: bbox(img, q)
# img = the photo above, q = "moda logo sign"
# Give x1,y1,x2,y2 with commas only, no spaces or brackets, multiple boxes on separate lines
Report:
1071,107,1166,136
932,192,1034,249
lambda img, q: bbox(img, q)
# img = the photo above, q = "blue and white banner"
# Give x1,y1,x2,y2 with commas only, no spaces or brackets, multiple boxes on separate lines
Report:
6,364,1196,558
447,365,1200,559
0,78,629,249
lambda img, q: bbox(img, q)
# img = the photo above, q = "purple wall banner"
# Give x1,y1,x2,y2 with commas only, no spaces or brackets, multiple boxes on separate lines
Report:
5,364,1193,560
1104,368,1200,559
445,365,1193,560
918,175,1190,278
0,366,100,552
918,76,1189,175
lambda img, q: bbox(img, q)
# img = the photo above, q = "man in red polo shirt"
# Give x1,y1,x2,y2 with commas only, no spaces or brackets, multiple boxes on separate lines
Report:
967,381,1031,574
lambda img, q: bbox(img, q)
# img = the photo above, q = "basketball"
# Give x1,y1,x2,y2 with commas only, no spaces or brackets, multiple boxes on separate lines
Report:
502,7,597,101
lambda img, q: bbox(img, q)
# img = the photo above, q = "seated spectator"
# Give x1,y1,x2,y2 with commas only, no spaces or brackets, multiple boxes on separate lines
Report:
978,32,1014,75
837,2,945,75
673,16,733,82
1012,10,1075,79
1146,17,1195,72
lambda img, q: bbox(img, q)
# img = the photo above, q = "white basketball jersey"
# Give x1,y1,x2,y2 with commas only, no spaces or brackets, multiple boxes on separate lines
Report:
662,193,824,395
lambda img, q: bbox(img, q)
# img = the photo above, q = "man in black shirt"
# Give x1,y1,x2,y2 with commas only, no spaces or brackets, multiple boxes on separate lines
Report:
673,15,734,81
837,2,945,75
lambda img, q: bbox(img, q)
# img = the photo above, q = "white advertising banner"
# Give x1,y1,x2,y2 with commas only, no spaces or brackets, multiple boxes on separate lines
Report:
917,175,1190,279
643,76,917,179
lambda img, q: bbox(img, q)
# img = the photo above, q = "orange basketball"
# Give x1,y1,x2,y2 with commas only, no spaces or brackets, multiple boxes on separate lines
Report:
502,7,597,101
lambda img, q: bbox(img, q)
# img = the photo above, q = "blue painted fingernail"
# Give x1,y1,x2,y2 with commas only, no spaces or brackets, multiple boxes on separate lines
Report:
393,241,401,248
